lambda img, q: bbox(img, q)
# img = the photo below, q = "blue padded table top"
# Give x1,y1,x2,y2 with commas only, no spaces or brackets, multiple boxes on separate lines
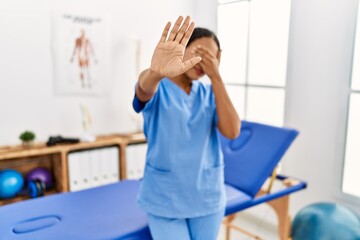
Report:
225,177,307,216
219,121,299,198
0,179,306,240
225,184,252,215
0,180,151,240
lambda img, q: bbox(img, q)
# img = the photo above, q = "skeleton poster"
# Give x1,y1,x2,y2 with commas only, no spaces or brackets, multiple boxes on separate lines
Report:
51,12,110,95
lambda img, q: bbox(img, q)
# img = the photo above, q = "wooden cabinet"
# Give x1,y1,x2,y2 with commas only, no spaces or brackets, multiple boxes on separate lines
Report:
0,133,146,206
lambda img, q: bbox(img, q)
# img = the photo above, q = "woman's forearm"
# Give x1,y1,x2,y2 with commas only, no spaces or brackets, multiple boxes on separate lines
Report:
136,68,163,102
211,75,241,139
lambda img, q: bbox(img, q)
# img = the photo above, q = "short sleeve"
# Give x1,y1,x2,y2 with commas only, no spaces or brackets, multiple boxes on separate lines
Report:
132,93,147,113
132,82,158,113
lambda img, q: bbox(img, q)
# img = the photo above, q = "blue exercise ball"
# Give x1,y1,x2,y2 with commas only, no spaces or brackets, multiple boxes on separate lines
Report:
0,169,24,199
292,202,360,240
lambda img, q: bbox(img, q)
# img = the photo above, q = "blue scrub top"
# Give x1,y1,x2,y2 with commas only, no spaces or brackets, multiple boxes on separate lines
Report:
133,78,225,218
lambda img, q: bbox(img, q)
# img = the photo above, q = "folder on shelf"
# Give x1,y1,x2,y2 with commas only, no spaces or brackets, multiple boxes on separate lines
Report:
108,147,120,183
68,152,82,192
134,144,147,179
97,148,108,186
89,149,102,187
79,151,92,190
126,145,135,179
126,144,147,180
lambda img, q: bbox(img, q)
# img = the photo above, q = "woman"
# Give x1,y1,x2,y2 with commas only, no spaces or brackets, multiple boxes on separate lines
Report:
132,16,240,240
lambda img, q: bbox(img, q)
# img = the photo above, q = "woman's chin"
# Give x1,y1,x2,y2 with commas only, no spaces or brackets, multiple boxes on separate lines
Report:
186,72,202,81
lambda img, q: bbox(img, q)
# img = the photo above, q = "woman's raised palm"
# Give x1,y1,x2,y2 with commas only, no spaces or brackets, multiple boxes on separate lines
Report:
150,16,202,78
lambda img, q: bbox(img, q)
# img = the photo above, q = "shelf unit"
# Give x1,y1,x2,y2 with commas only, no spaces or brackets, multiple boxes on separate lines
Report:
0,132,146,206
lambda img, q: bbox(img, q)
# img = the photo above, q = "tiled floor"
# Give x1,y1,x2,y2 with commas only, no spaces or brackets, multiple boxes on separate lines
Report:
216,177,290,239
217,204,278,240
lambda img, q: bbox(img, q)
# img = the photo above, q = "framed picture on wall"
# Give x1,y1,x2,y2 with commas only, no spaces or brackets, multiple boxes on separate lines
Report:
51,11,111,95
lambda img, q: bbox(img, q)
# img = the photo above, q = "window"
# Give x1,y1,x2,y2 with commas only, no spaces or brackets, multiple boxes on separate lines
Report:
217,0,291,126
342,3,360,198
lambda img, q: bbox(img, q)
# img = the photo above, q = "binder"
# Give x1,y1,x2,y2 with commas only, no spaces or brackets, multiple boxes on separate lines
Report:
136,144,147,179
90,149,102,187
126,144,147,180
126,145,135,179
68,146,120,190
79,151,92,190
108,147,120,183
101,148,111,185
68,152,82,192
97,148,108,186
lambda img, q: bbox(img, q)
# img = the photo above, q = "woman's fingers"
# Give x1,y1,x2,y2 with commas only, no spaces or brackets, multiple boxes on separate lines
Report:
167,16,184,41
159,22,171,43
193,46,220,75
194,46,214,58
174,16,190,43
180,21,195,46
181,56,202,73
159,16,195,44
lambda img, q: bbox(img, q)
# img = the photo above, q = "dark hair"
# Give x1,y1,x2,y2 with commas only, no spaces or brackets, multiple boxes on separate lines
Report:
187,27,221,50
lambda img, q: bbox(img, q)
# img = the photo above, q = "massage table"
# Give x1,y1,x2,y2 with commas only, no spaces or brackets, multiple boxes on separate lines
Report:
0,121,307,240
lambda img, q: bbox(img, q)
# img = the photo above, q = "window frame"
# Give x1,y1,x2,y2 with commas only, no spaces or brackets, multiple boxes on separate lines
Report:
337,0,360,205
217,0,290,126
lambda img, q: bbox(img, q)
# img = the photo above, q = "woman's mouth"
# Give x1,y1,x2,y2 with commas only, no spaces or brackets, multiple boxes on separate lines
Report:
195,67,204,76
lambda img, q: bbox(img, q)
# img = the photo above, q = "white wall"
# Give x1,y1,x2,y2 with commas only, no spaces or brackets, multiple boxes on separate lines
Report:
284,0,360,214
0,0,195,145
194,0,218,31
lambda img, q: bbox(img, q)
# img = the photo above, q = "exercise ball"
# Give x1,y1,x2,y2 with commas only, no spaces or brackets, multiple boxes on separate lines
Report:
0,169,24,199
292,202,360,240
26,167,54,188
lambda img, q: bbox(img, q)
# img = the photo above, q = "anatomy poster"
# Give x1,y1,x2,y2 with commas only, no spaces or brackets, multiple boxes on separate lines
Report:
51,12,110,95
